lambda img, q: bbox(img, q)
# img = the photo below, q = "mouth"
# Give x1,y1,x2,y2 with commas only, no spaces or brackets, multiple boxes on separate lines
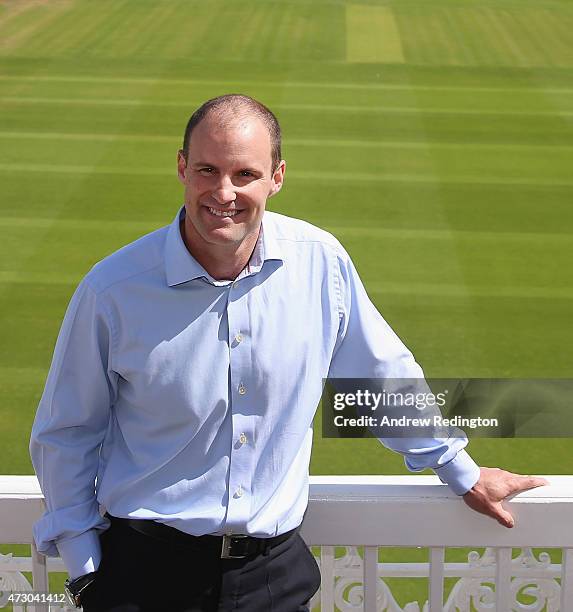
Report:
205,206,242,219
208,207,239,218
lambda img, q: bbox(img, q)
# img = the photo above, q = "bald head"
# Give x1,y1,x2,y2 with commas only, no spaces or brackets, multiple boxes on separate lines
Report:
182,94,282,171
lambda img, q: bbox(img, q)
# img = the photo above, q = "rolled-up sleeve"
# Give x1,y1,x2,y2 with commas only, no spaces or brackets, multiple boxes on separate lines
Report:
29,278,116,578
328,249,480,495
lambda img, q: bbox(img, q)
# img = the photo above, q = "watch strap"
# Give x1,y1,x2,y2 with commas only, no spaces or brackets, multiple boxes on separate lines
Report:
64,571,98,608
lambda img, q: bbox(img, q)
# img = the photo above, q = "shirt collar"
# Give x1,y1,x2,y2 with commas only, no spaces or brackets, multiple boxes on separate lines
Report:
164,206,283,287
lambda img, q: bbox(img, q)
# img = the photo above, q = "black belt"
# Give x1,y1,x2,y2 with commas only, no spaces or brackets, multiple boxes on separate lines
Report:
106,513,297,559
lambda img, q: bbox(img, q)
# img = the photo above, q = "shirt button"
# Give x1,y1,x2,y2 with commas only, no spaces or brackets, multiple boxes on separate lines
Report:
238,384,246,395
235,333,243,343
239,432,247,445
235,486,243,498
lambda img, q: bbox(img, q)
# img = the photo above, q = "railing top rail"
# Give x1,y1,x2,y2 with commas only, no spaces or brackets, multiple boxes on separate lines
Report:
3,474,573,497
0,475,45,498
308,475,573,500
302,475,573,548
1,475,572,547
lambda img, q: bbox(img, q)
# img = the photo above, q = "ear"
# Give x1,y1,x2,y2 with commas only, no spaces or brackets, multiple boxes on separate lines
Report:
177,149,188,184
268,160,286,198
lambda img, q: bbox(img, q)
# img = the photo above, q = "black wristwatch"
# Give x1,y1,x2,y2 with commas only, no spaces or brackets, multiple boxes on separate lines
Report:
64,571,98,608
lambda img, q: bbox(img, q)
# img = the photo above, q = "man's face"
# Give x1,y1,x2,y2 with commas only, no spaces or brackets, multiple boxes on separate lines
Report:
177,115,285,252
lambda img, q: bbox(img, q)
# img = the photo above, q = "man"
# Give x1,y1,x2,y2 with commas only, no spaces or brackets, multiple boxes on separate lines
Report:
30,94,546,611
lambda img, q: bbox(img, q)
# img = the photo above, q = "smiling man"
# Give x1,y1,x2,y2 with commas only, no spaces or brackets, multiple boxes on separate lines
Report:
30,94,546,612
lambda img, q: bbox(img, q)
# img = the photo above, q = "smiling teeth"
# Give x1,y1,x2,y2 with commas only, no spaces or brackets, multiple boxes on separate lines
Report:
209,208,238,217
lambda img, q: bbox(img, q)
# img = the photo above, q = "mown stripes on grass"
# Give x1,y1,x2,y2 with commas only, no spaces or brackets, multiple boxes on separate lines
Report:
346,5,404,64
3,95,572,118
3,129,572,152
1,269,570,300
1,162,571,187
3,74,573,95
0,1,54,38
0,366,48,384
395,3,573,67
0,270,573,300
2,1,573,67
1,216,571,246
4,0,344,62
0,2,70,52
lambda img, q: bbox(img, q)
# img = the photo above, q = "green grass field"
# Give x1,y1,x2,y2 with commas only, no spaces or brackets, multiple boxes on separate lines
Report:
1,0,573,608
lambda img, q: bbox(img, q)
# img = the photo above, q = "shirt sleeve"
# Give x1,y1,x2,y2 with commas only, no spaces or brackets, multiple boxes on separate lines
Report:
327,249,480,495
29,277,116,578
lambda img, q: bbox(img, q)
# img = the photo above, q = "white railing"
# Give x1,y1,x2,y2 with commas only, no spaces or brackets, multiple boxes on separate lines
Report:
1,475,572,611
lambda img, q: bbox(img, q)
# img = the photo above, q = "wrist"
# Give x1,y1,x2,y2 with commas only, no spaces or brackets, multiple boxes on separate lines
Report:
56,530,102,580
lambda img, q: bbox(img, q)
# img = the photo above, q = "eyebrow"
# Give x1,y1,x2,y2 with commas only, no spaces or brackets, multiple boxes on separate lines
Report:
190,160,215,168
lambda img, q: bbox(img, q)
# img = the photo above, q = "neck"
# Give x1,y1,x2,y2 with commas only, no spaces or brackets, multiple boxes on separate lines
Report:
180,219,260,281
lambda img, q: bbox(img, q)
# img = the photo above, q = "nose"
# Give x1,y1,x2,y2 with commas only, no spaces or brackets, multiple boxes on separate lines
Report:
211,175,237,205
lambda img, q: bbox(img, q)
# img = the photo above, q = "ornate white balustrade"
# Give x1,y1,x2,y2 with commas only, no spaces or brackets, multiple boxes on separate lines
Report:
1,475,572,611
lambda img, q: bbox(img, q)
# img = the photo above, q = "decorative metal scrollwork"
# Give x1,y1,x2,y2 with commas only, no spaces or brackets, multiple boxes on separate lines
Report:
0,552,33,610
308,546,562,611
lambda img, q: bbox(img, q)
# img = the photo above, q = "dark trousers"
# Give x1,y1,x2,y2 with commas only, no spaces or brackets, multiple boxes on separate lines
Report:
81,516,321,612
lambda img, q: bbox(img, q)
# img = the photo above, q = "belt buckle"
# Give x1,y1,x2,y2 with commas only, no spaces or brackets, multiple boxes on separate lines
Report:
221,534,249,559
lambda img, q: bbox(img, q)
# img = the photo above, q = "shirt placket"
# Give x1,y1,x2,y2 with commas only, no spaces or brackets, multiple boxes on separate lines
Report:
224,278,254,532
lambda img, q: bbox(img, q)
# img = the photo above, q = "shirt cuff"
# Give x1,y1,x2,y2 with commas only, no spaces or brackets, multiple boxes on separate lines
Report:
56,530,102,580
434,449,481,495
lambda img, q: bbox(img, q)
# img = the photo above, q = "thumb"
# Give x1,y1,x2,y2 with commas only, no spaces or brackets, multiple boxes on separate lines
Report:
492,502,515,528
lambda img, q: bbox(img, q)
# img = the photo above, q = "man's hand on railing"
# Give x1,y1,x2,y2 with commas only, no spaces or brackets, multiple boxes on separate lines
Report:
462,467,549,528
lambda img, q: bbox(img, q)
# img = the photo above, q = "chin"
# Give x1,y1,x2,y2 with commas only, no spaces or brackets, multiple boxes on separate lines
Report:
204,228,246,245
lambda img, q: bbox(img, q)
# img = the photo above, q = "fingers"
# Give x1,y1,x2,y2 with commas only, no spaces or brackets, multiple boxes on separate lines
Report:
491,502,515,528
527,476,550,487
509,475,550,494
465,496,515,528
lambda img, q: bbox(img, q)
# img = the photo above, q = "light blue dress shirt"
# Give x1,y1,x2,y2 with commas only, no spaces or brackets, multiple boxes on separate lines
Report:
30,206,480,579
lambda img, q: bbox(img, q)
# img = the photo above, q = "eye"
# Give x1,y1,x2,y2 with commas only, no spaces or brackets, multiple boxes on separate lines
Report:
239,170,254,178
199,167,214,175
